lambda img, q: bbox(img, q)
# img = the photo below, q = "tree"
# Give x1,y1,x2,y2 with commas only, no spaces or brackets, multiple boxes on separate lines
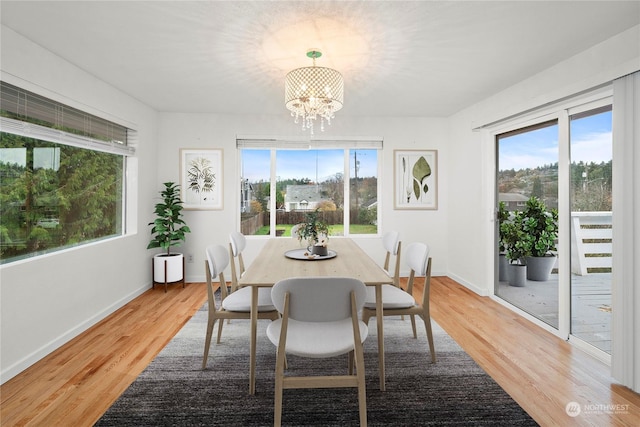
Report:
531,176,543,199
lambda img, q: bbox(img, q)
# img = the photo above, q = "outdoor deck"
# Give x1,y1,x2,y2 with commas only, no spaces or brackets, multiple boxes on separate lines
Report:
497,272,612,353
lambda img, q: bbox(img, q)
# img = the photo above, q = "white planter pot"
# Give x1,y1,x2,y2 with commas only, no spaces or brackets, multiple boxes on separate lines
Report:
153,253,184,283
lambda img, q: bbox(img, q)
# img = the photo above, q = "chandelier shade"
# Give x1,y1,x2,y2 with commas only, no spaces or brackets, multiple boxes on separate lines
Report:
285,50,344,134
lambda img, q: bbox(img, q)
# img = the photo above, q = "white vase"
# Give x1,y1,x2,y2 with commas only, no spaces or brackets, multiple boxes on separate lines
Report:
153,253,184,283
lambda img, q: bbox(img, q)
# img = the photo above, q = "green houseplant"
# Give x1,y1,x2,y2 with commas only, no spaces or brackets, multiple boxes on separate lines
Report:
499,210,528,286
148,182,191,285
297,209,330,255
521,196,558,281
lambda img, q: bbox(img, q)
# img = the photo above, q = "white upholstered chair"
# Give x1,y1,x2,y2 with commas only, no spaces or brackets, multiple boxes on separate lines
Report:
382,231,401,288
290,223,302,240
361,242,436,363
229,231,247,293
364,231,403,321
267,277,369,427
202,244,278,370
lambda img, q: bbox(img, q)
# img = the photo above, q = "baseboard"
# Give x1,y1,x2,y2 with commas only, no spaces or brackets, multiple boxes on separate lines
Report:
0,283,150,385
446,272,491,296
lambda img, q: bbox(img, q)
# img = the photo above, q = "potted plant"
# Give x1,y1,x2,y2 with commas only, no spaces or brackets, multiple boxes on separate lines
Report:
297,209,330,256
499,210,528,287
497,201,509,281
521,196,558,281
148,182,191,286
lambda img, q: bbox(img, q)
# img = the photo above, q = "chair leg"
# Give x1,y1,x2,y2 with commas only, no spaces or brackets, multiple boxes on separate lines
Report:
361,310,371,326
410,314,418,338
354,342,368,427
423,316,436,363
216,316,225,344
274,349,286,427
347,350,354,375
202,316,216,369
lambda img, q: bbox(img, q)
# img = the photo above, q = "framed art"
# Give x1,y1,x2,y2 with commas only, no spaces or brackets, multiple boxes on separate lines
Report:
394,149,438,210
180,148,223,210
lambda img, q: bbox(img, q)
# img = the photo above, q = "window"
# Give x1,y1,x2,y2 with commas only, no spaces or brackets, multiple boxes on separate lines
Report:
0,82,133,264
238,139,381,237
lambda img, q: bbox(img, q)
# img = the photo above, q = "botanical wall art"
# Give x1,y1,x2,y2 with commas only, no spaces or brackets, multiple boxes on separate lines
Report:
394,149,438,210
179,149,223,210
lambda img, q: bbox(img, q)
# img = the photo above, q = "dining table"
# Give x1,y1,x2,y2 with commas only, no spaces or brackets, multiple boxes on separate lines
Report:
238,237,393,395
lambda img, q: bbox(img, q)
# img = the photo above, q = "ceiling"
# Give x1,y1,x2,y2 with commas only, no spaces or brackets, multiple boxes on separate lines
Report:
2,1,639,118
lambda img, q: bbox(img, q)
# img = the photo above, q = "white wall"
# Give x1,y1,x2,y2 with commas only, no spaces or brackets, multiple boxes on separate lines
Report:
1,19,637,384
446,25,640,295
157,113,450,283
0,26,159,382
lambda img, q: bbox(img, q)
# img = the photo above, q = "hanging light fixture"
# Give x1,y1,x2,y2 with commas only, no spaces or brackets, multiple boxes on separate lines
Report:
285,49,344,135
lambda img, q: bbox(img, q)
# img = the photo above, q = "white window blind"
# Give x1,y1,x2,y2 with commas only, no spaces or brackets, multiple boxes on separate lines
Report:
236,136,383,150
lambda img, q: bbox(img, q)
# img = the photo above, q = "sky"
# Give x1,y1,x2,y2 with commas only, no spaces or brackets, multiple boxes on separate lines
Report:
499,110,612,171
241,149,378,182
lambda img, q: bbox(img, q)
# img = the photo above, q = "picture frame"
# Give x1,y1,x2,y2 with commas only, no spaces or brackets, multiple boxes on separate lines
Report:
179,148,223,210
394,149,438,210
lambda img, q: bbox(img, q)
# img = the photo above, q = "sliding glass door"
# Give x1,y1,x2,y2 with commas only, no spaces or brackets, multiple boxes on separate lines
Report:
494,96,613,358
569,105,613,354
496,121,559,328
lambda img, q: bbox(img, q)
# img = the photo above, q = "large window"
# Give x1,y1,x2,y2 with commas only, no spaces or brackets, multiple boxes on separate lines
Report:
238,141,380,237
0,82,132,264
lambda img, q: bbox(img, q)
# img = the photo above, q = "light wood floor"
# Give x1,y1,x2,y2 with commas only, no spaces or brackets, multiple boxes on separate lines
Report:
2,277,639,426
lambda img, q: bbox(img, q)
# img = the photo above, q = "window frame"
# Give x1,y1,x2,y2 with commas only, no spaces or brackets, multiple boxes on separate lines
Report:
237,137,383,238
0,83,136,265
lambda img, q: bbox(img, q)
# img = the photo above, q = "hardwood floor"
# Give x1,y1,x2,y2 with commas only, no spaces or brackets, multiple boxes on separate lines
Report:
2,277,639,426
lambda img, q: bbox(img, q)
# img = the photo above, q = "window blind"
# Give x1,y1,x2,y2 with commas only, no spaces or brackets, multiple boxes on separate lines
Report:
0,81,131,150
236,136,383,150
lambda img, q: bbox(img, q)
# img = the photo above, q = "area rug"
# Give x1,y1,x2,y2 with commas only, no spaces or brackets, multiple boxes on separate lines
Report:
95,303,538,426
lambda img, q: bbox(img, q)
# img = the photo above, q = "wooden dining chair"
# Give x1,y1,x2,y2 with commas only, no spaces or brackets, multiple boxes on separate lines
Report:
365,231,403,321
382,231,401,288
361,242,436,363
202,244,279,370
229,231,247,293
267,277,369,427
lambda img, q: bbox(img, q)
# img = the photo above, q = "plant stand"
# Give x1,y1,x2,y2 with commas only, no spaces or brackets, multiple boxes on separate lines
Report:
152,255,185,293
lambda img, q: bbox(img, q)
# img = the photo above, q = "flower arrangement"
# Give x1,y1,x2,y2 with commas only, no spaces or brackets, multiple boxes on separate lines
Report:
297,209,330,246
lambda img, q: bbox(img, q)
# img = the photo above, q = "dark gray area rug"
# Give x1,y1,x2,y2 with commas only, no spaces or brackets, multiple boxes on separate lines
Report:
96,302,538,426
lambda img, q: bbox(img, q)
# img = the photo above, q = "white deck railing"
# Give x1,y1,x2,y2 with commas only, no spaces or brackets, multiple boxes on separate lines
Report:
570,211,612,276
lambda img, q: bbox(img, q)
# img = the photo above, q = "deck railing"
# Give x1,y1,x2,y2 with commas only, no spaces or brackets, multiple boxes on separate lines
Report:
570,211,612,276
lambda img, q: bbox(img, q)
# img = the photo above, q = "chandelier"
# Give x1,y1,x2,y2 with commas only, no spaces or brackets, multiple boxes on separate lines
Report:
285,50,344,135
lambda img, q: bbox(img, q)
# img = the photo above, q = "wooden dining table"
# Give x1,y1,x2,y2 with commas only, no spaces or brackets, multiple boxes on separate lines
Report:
238,237,392,395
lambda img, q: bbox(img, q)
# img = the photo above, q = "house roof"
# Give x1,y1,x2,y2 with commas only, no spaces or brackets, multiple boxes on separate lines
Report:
499,193,529,202
286,185,331,204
